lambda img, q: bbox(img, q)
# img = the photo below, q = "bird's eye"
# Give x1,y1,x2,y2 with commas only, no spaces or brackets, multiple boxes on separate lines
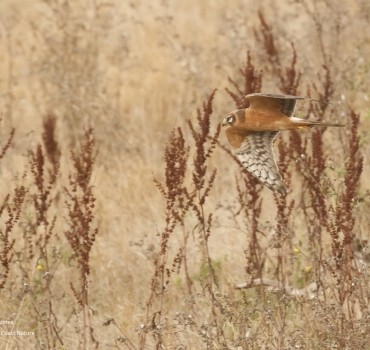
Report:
226,115,235,124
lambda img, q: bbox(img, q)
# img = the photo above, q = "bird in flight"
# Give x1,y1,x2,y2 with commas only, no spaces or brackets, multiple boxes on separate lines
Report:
222,93,343,195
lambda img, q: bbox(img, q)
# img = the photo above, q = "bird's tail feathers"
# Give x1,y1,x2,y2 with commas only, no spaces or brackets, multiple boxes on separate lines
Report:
304,98,334,107
304,119,344,128
291,117,344,128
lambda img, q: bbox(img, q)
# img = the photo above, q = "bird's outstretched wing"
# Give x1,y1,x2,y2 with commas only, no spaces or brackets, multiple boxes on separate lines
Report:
246,93,304,117
235,131,287,194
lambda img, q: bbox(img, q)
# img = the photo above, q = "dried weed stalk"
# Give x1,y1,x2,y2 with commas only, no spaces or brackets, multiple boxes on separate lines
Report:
187,89,220,286
64,128,99,350
0,125,24,290
23,116,62,348
42,114,61,179
225,51,262,109
145,127,190,348
225,53,266,280
28,144,59,242
329,111,363,303
0,126,15,161
255,10,280,69
0,186,27,290
145,91,222,348
273,142,295,286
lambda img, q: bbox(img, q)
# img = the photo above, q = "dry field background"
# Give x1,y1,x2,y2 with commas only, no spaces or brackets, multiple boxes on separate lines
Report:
0,0,370,349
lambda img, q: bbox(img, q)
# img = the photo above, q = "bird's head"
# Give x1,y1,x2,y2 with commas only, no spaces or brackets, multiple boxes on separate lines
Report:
222,109,245,128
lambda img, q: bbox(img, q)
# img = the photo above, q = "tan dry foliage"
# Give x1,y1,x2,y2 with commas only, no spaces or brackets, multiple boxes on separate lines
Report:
0,0,370,349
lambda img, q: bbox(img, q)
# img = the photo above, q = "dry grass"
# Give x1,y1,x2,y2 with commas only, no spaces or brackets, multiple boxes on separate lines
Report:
0,0,370,349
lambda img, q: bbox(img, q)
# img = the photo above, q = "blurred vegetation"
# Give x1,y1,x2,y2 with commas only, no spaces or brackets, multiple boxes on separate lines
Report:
0,0,369,349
